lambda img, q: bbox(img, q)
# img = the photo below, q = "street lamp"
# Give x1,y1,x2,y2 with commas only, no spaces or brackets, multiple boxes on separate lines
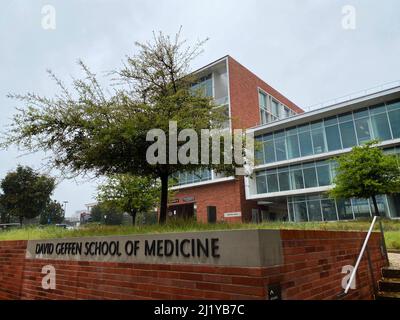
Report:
63,201,68,217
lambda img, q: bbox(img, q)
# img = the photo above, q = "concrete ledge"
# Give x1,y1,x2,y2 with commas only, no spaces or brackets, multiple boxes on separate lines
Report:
25,229,283,267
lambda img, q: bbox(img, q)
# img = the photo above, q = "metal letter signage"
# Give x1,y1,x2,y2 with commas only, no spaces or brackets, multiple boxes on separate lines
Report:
26,230,283,268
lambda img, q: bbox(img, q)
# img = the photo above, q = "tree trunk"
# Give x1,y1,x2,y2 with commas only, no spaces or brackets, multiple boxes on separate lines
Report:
19,215,23,227
130,209,137,226
159,173,169,225
371,195,381,217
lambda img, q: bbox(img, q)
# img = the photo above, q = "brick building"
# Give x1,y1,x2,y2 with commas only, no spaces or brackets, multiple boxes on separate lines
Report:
169,56,303,223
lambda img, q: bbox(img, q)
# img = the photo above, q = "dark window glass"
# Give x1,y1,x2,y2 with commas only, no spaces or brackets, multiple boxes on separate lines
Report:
298,131,313,157
263,140,275,163
293,202,308,222
339,121,357,148
288,203,294,221
291,168,304,189
303,167,318,188
325,125,342,151
355,118,372,144
316,164,331,186
278,171,290,191
287,135,300,159
267,173,279,193
387,100,400,112
321,199,337,221
369,104,386,115
308,200,323,221
336,199,354,220
388,109,400,138
352,198,371,218
338,112,353,123
275,138,287,161
324,116,338,126
353,108,369,119
311,128,326,154
256,175,267,194
371,113,392,141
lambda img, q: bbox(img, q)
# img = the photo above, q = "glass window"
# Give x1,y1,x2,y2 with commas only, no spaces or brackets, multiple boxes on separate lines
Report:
324,116,338,126
271,99,279,117
307,200,323,221
352,198,371,218
311,128,326,154
321,199,337,221
371,113,392,141
338,112,353,123
267,172,279,193
388,109,400,138
293,202,308,222
263,140,276,163
288,203,294,221
286,134,300,159
386,99,400,112
259,92,267,109
303,166,318,188
339,121,357,149
275,138,287,161
278,170,290,191
284,107,290,118
369,104,386,115
291,167,304,189
325,125,342,151
353,108,369,119
299,131,313,157
355,118,372,144
316,164,331,186
336,199,354,220
256,174,267,194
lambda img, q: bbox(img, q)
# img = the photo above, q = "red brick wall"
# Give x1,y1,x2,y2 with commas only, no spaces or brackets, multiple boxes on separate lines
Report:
0,240,26,299
172,179,243,223
171,177,263,223
0,230,386,300
228,56,303,130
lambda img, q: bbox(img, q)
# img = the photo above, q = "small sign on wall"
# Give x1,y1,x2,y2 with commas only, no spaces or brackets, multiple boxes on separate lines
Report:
224,212,242,218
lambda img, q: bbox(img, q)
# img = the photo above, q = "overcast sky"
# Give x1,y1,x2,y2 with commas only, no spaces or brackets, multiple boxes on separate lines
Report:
0,0,399,217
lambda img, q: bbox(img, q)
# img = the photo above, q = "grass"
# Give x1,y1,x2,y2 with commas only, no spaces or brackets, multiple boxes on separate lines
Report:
0,218,399,249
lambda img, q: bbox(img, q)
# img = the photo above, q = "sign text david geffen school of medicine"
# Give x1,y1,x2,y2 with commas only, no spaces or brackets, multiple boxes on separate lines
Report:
25,230,284,267
33,237,221,258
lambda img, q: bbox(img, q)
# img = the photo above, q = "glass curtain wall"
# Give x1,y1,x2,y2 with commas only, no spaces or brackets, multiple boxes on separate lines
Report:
287,194,391,222
255,99,400,165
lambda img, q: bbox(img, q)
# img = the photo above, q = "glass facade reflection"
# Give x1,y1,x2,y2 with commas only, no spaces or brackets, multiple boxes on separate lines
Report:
287,194,391,222
172,169,212,186
259,90,296,124
255,99,400,165
255,160,337,194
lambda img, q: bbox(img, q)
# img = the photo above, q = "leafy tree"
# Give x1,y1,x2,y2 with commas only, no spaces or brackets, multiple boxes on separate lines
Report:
90,203,123,225
97,175,161,225
0,166,56,225
0,201,8,224
3,29,237,224
329,141,400,216
39,200,65,225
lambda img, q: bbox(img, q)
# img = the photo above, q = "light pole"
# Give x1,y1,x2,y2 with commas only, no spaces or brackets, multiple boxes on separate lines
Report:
63,201,68,218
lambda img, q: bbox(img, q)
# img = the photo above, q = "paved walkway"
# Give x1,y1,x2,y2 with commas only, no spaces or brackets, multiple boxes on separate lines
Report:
389,253,400,268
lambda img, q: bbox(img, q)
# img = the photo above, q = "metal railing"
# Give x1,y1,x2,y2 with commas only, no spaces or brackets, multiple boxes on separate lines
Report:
304,80,400,112
341,215,389,297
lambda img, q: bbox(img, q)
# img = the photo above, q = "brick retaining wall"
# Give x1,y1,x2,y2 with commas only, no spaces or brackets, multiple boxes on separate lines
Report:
0,230,387,300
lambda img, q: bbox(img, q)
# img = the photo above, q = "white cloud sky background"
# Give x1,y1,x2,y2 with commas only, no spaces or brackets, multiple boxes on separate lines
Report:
0,0,399,217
